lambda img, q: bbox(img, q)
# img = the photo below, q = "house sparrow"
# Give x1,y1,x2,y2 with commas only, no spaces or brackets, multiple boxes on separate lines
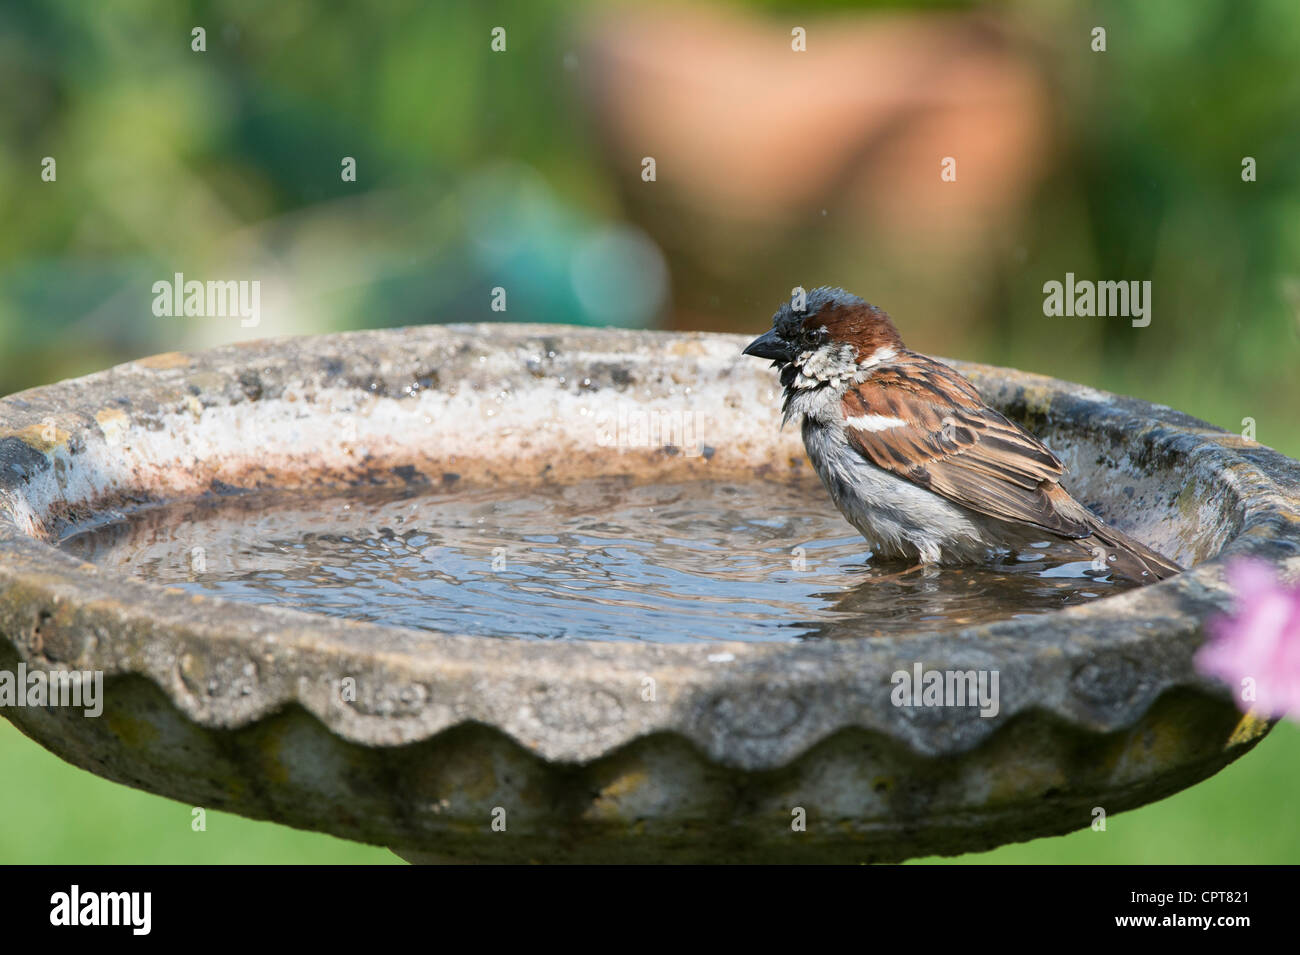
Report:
743,287,1180,582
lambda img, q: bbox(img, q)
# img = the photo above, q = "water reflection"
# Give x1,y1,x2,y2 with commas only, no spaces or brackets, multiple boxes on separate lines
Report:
60,478,1136,644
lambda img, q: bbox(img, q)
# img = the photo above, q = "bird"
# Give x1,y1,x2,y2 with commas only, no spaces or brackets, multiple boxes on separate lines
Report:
742,287,1180,582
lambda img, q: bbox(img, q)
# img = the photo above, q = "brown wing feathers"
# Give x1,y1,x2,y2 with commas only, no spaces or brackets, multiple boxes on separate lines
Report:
841,356,1092,538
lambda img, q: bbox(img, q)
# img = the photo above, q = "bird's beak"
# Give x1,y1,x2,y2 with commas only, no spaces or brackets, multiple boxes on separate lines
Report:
743,328,793,363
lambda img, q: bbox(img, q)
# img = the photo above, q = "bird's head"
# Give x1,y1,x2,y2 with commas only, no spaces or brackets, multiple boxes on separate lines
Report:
743,287,904,390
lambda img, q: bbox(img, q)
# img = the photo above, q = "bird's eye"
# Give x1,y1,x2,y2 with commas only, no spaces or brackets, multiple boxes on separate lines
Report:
800,327,823,348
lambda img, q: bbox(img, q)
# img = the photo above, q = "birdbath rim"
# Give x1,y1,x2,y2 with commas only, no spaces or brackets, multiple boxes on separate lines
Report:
0,323,1294,771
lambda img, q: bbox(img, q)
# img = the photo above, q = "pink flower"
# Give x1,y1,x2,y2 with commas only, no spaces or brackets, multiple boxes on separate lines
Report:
1195,558,1300,720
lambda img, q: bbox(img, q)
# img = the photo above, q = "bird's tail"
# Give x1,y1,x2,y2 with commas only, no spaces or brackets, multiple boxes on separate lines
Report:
1076,518,1182,583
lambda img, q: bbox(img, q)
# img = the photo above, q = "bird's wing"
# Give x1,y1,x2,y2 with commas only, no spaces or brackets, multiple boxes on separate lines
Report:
840,353,1091,538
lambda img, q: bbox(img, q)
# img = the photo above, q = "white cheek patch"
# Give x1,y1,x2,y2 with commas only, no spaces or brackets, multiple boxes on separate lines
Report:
845,413,906,432
794,342,859,390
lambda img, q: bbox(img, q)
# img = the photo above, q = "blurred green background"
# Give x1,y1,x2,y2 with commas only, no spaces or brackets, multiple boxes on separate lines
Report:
2,0,1298,862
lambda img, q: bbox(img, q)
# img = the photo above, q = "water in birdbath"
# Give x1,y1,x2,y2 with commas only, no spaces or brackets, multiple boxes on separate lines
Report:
58,477,1139,642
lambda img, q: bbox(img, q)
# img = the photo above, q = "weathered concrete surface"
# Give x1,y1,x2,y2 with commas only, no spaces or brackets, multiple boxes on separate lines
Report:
0,324,1294,862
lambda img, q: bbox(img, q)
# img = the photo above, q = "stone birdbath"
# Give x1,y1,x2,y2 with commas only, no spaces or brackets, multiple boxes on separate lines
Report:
0,324,1294,863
